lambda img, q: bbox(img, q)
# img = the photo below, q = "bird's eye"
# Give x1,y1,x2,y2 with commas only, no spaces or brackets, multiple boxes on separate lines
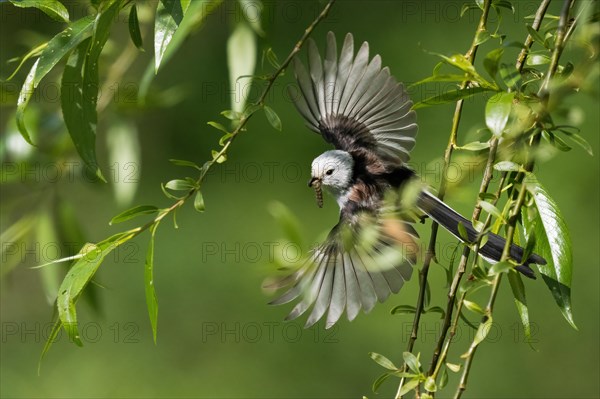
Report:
325,169,334,175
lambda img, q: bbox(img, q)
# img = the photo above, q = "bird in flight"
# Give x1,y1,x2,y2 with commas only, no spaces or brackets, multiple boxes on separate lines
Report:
267,32,546,329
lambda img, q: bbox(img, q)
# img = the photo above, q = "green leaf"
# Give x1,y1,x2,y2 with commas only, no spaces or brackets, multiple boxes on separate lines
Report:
446,362,462,373
457,221,469,241
424,306,446,319
194,191,205,212
207,121,230,134
221,110,242,120
402,351,421,373
211,150,227,164
390,304,417,315
153,0,222,73
508,271,533,345
8,0,69,22
110,205,159,225
35,15,95,86
263,105,282,131
526,24,546,46
527,53,551,66
460,141,490,151
478,200,505,222
62,2,120,181
494,0,515,12
523,176,576,329
38,317,62,374
372,372,392,393
483,47,504,80
15,58,39,145
155,0,186,72
424,376,437,392
472,315,493,346
4,42,47,82
559,129,593,156
498,63,521,89
145,223,160,344
463,299,485,315
474,29,491,46
165,179,196,191
485,91,515,137
439,367,448,389
413,87,494,109
227,22,257,114
264,47,281,69
268,201,304,248
369,352,397,371
494,161,521,171
57,234,130,346
398,378,420,396
128,4,144,50
61,39,104,181
410,74,474,87
169,159,202,170
488,260,513,275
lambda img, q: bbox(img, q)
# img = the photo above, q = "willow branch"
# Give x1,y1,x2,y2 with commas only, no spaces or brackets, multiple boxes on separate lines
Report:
454,1,575,397
395,1,493,397
82,0,337,246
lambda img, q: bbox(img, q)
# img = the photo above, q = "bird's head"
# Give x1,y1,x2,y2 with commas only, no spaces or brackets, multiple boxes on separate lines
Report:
308,150,354,208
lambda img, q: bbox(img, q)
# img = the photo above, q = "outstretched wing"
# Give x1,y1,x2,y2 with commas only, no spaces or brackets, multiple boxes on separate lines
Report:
291,32,418,165
266,206,419,329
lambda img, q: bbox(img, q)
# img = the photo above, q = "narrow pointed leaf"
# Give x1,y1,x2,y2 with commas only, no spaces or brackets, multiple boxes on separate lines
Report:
403,351,421,373
398,379,420,396
412,87,494,109
486,91,515,137
155,0,185,72
508,271,533,345
194,191,205,212
128,4,144,50
372,372,392,393
483,47,504,80
8,0,70,22
499,63,521,89
369,352,397,371
38,317,62,374
145,224,159,344
35,15,95,86
523,176,576,329
263,105,282,131
110,205,159,225
57,231,135,346
15,58,39,145
460,141,490,151
472,315,493,346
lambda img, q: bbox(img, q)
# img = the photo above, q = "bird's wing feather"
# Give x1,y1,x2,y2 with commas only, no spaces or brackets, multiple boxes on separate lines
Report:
267,205,419,329
290,31,418,166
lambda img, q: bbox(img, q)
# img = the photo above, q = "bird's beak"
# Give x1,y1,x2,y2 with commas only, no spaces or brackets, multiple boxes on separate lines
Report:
308,177,323,208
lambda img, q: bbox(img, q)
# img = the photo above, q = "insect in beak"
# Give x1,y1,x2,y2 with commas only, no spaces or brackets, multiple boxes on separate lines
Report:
308,177,323,208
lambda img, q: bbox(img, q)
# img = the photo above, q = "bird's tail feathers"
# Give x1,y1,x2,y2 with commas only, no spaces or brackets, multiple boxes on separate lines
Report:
416,190,545,278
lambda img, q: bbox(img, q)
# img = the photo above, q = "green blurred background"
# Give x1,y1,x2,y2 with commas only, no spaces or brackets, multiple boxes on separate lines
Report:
1,1,598,398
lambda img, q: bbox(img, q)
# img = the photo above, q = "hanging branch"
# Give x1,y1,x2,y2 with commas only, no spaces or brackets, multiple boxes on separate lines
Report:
395,1,493,397
454,1,575,397
38,0,338,361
